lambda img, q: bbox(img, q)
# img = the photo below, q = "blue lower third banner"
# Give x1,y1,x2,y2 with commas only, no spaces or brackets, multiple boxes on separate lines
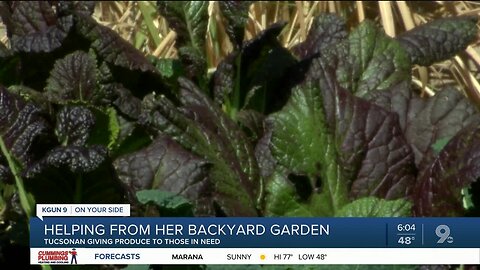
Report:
30,217,480,264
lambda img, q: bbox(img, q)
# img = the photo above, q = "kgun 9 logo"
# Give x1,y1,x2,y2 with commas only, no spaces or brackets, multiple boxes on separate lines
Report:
435,225,454,244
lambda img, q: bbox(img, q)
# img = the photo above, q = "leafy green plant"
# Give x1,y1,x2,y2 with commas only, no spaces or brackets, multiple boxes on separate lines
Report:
0,1,479,270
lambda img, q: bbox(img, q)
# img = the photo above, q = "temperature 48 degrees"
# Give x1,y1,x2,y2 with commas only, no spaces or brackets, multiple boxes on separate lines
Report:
298,254,327,260
398,236,415,245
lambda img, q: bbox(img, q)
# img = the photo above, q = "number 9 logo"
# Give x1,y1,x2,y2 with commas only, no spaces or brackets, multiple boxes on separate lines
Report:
435,225,450,244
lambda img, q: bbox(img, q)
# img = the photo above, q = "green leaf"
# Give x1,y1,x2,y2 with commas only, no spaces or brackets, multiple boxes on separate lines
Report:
264,172,325,217
331,20,411,98
266,59,416,216
111,118,152,158
136,189,194,216
0,135,34,218
123,265,150,270
206,266,262,270
157,1,208,79
336,197,412,217
157,1,208,53
106,107,120,150
268,83,346,216
462,187,474,210
432,137,451,155
150,57,185,80
7,85,49,110
261,266,416,270
139,2,162,46
87,107,120,150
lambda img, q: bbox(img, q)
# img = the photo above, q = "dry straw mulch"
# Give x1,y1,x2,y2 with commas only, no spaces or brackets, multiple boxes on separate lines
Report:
2,1,480,103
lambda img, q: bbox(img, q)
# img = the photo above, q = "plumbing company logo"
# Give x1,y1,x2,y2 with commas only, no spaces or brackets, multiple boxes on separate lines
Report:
69,248,78,264
37,248,78,264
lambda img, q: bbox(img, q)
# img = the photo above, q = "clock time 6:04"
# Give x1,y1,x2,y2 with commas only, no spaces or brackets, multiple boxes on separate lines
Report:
397,224,416,232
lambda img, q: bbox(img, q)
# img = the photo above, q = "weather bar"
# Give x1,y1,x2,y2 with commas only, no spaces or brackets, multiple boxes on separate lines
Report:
30,248,480,265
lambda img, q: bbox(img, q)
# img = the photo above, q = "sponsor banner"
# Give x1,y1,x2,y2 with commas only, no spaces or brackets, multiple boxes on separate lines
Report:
31,248,480,265
31,217,480,248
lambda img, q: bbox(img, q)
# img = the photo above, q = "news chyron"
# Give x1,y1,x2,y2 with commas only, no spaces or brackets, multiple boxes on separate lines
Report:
31,204,480,265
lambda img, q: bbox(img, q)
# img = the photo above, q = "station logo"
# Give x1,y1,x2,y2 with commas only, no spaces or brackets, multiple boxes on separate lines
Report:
37,248,78,264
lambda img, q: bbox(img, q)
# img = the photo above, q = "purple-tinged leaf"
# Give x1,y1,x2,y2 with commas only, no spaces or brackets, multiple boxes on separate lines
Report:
369,80,412,130
45,51,104,104
214,23,288,105
254,123,276,179
112,86,142,120
213,22,297,113
0,163,13,184
114,135,213,216
413,123,480,216
0,86,49,165
396,16,478,66
213,53,235,106
5,2,74,53
237,109,265,144
75,14,156,73
218,1,252,48
57,1,96,17
177,46,207,80
292,13,348,59
372,85,480,167
55,106,95,146
139,78,261,216
404,87,480,166
25,145,107,178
